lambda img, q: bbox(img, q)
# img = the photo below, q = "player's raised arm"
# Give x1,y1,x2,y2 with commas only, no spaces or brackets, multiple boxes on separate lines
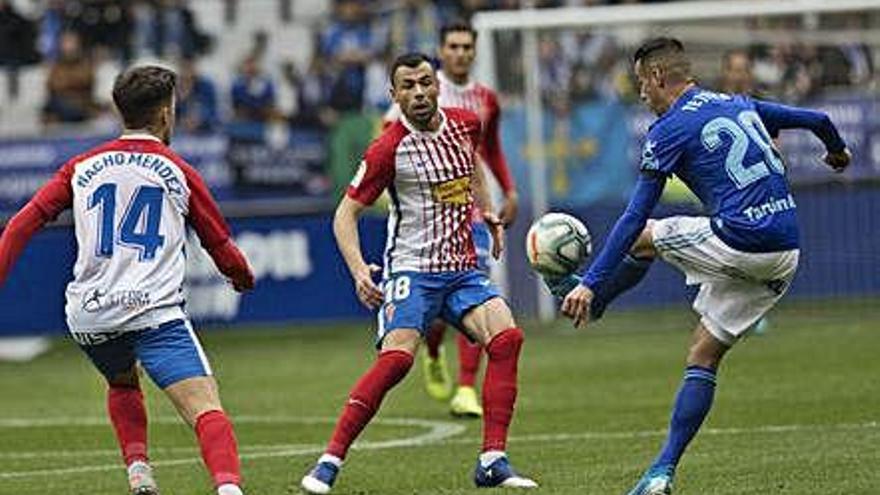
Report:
752,99,850,172
180,163,255,292
0,163,74,286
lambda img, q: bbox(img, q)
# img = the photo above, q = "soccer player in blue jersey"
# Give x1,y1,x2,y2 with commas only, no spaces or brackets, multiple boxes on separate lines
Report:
552,38,850,495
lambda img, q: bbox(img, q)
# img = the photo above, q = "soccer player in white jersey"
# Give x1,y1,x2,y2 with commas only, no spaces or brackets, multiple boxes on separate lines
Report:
301,53,536,494
551,38,850,494
385,21,519,418
0,66,255,495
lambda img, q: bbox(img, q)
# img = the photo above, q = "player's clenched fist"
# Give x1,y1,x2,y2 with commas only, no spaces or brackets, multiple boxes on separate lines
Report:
824,148,851,173
353,263,384,309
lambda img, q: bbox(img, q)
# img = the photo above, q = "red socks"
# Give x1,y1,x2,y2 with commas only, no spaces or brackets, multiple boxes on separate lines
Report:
195,410,242,487
457,332,482,387
108,385,149,466
326,349,414,459
425,321,446,359
482,328,524,452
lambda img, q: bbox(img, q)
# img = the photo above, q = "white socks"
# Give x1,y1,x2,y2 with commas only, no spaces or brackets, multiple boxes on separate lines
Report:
318,453,343,467
217,483,244,495
479,450,506,468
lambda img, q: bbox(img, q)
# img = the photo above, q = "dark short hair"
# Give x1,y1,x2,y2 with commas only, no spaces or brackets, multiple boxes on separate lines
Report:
439,20,477,45
389,52,434,86
112,65,177,129
632,37,690,81
633,37,684,64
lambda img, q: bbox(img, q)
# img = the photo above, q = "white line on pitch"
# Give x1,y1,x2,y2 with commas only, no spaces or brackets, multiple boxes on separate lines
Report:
0,419,877,480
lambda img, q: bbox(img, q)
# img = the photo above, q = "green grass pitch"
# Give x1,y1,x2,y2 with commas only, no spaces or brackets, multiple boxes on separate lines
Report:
1,299,878,494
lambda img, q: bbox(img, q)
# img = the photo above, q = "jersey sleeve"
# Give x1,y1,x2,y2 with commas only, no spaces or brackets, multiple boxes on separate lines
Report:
179,162,254,288
480,92,515,193
581,172,666,292
346,137,397,206
752,98,846,153
639,121,687,177
0,162,75,286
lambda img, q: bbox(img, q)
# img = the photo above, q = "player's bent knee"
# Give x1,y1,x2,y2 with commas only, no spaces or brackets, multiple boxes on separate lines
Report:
163,376,223,426
686,323,729,369
486,327,524,360
380,328,421,355
630,220,658,260
107,366,140,388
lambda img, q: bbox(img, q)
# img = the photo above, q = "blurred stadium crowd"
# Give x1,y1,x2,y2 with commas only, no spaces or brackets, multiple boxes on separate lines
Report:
0,0,877,194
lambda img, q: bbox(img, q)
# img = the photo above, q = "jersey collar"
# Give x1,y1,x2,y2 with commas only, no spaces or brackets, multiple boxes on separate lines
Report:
401,108,447,138
438,70,474,92
119,132,163,143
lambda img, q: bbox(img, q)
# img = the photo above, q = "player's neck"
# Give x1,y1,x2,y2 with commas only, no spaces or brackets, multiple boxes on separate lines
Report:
660,81,697,114
441,70,470,87
121,128,163,142
411,112,442,132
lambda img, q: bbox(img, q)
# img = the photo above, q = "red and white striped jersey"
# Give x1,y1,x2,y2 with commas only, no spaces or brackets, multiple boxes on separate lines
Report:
348,108,482,274
385,71,514,195
0,134,251,335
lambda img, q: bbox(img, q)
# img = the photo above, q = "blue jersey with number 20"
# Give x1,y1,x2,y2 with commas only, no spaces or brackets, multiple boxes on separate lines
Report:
582,86,845,291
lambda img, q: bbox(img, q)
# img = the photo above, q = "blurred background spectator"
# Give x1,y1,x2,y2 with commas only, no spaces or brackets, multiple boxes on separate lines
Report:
176,56,219,132
42,30,100,125
231,54,278,123
0,0,40,99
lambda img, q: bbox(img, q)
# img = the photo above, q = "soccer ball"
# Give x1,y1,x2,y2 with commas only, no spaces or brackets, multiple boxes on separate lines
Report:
525,212,592,277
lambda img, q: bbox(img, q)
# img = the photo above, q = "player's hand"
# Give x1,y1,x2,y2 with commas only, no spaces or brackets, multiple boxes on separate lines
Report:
484,211,504,259
824,148,851,173
561,284,594,328
353,263,384,309
498,191,519,227
230,270,255,293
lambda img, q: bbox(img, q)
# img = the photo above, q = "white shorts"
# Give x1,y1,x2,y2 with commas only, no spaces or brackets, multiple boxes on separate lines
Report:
652,216,799,346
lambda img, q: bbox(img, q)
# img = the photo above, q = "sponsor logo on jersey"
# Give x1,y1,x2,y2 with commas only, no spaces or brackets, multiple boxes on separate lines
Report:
81,288,151,313
640,139,659,171
431,176,471,205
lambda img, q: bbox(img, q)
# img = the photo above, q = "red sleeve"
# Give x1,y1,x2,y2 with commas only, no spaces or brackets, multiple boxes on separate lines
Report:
480,91,515,193
0,162,74,286
346,127,402,205
179,161,254,289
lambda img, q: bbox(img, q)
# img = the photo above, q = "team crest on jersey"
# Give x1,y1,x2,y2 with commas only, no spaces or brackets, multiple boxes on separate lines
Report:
640,140,659,171
431,176,471,205
384,302,396,322
350,161,367,188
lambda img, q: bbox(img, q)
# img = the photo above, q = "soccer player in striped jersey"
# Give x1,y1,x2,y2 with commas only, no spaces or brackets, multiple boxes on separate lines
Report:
384,21,518,418
0,66,255,495
301,53,536,494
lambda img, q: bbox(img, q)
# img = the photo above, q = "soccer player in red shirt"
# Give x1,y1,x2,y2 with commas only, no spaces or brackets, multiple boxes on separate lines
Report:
0,66,254,495
384,21,518,417
301,53,537,494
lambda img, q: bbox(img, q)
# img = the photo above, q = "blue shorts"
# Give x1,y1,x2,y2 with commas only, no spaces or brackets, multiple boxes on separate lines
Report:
472,221,491,272
377,270,501,347
78,319,213,389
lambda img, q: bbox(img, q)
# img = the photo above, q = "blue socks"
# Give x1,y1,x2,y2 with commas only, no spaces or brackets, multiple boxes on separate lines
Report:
652,365,717,472
590,254,653,320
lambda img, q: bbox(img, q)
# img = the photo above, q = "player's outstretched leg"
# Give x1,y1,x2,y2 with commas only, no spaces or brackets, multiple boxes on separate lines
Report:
450,333,483,418
302,331,417,494
163,377,244,495
107,372,156,495
461,298,537,489
627,323,727,495
421,320,453,401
